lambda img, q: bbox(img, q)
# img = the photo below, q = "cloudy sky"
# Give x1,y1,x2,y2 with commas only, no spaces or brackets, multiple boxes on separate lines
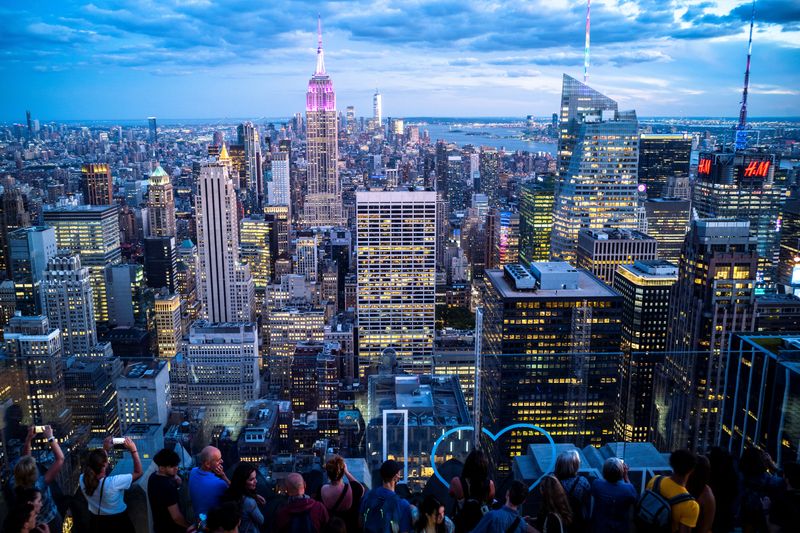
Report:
1,0,798,121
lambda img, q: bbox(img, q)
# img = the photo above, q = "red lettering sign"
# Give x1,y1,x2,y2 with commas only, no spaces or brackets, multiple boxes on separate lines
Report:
743,160,770,178
698,159,711,175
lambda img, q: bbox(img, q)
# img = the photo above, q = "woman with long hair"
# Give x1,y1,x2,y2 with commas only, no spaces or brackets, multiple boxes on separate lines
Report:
10,426,63,532
537,475,573,533
449,449,496,533
1,502,42,533
414,495,454,533
222,463,264,533
686,455,716,533
79,437,142,532
319,455,364,530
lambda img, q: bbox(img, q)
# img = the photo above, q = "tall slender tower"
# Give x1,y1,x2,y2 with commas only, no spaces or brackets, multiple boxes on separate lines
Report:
303,18,344,228
237,122,264,210
43,253,98,357
373,89,382,129
81,164,114,206
196,156,254,323
147,165,176,237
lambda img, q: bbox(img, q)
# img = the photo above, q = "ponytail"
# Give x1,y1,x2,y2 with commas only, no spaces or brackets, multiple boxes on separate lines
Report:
83,449,108,496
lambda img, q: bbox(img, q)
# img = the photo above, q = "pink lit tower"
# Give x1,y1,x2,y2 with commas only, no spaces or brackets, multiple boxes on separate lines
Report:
303,17,344,228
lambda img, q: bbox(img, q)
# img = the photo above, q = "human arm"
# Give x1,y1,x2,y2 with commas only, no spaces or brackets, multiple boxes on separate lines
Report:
23,426,34,457
167,503,193,529
695,489,716,533
126,437,144,482
622,462,630,483
212,462,230,485
488,479,496,502
43,426,65,485
245,496,265,526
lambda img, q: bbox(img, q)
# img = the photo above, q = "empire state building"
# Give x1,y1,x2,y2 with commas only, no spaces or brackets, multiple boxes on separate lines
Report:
302,18,344,228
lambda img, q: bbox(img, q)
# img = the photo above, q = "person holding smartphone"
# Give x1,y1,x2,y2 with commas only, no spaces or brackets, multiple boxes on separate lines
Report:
79,436,143,532
10,425,64,532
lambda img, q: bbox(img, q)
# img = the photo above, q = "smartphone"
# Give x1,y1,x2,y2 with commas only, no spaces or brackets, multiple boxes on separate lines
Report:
34,426,46,434
112,437,126,450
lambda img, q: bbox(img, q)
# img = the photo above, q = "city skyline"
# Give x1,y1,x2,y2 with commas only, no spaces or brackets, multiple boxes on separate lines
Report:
1,1,799,121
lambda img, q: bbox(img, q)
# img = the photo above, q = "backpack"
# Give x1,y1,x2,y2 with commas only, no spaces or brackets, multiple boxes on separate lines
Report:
288,509,315,533
362,492,402,533
563,477,588,530
453,477,490,533
634,475,695,533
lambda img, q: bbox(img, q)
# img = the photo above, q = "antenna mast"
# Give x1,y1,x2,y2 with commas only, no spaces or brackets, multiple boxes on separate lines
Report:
584,0,591,83
735,0,756,151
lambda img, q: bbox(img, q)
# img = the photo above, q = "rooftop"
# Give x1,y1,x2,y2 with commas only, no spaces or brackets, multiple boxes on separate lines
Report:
487,265,619,300
122,360,167,379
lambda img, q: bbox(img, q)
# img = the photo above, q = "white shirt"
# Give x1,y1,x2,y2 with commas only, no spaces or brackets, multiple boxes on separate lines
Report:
80,473,133,515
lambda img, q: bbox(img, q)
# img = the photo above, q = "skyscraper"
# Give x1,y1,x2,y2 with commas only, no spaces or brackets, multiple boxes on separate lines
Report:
0,182,33,277
519,177,554,265
81,163,114,206
154,293,182,360
43,253,97,357
638,134,692,200
356,190,436,377
147,165,176,238
576,228,658,286
148,116,157,143
196,159,254,323
105,263,147,328
237,122,264,210
479,149,500,207
642,198,691,265
551,75,638,262
303,20,343,228
8,226,57,315
778,199,800,294
143,236,177,293
373,89,382,129
269,151,291,211
655,219,758,451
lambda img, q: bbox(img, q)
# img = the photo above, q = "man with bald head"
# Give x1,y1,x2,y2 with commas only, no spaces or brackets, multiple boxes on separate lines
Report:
275,472,329,532
189,446,230,518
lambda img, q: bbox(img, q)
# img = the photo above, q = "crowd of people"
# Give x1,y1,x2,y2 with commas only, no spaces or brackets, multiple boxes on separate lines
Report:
3,429,800,533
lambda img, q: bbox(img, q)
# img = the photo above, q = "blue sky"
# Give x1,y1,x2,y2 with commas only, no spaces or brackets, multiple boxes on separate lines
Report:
1,0,798,121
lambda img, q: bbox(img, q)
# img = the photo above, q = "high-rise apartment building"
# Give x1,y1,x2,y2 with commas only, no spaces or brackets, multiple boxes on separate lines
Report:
356,190,436,377
8,226,56,315
519,177,555,266
479,149,500,207
576,228,658,286
147,165,176,238
196,160,254,323
43,204,121,323
43,254,97,357
613,260,678,442
373,90,382,129
154,293,182,360
655,219,758,451
552,75,638,261
642,198,691,265
694,150,784,286
303,23,343,227
81,163,114,206
638,134,692,200
478,262,623,458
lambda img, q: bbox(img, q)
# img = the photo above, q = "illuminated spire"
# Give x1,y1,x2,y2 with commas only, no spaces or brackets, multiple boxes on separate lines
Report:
218,143,230,161
315,15,326,75
735,0,756,151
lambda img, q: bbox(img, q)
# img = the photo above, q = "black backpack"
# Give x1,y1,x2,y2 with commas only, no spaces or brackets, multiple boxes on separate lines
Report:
634,475,695,533
453,477,490,533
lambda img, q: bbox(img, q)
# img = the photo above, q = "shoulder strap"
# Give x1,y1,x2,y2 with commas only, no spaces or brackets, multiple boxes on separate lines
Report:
567,477,579,497
544,512,564,533
97,476,107,516
668,492,695,506
652,475,663,495
330,483,350,513
505,515,522,533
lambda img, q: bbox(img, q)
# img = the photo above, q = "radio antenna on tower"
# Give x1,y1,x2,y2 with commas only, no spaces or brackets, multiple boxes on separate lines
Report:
584,0,591,83
735,0,756,151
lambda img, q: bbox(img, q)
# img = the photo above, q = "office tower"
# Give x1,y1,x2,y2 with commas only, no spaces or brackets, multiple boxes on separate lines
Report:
519,177,555,265
0,281,16,336
1,315,67,430
637,134,691,199
552,75,638,261
345,106,356,134
264,204,290,259
43,254,97,357
147,165,176,237
720,334,800,460
105,263,147,328
479,149,500,205
43,204,121,323
240,216,272,297
290,342,340,414
264,306,325,395
81,164,114,206
237,122,264,208
64,359,119,436
181,321,260,425
7,226,56,315
576,229,658,286
303,22,344,227
373,90,382,128
295,232,319,282
613,260,678,442
356,190,436,376
0,183,33,277
196,160,254,323
116,360,170,430
153,293,182,360
269,151,291,212
778,200,800,294
446,155,469,214
148,117,157,143
694,150,784,286
143,236,177,292
655,219,758,451
478,262,623,458
488,209,520,268
642,198,691,264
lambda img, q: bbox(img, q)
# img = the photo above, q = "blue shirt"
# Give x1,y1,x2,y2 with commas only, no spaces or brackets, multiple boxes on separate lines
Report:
590,478,637,533
471,506,526,533
359,487,413,533
188,467,228,517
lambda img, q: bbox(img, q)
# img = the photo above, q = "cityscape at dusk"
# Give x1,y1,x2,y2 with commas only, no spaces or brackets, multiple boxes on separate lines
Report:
1,1,800,533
